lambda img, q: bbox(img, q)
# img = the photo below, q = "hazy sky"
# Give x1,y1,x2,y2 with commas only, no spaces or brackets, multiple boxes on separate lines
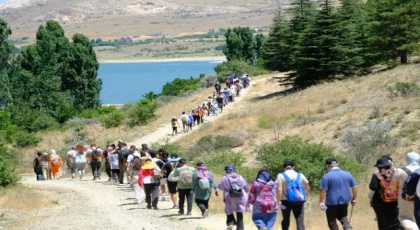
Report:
0,0,6,4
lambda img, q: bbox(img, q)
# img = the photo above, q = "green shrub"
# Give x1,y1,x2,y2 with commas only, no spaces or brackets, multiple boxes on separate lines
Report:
127,99,158,127
399,121,420,141
100,110,125,128
13,130,42,148
79,106,117,118
214,60,252,81
161,75,203,96
31,113,59,131
151,140,183,154
185,135,241,160
204,150,246,174
387,82,420,98
0,143,19,187
257,136,364,191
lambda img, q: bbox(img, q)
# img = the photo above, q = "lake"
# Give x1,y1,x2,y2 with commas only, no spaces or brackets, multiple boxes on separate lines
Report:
98,61,220,104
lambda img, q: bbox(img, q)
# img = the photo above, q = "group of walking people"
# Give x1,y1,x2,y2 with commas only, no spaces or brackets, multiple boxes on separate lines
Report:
170,74,250,136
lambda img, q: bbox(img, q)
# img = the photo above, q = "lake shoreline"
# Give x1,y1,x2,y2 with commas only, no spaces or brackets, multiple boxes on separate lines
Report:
99,56,226,64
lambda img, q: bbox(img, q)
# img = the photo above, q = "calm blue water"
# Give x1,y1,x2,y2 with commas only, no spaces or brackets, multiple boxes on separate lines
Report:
98,61,220,104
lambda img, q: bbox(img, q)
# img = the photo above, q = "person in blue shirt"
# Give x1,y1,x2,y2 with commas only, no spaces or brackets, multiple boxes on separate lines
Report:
319,158,358,230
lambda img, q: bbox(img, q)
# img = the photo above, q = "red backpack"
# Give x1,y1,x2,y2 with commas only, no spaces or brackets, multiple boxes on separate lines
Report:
376,172,399,202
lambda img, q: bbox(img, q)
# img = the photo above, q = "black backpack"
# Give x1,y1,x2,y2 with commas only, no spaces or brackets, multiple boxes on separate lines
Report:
401,167,414,201
92,150,99,158
227,177,243,198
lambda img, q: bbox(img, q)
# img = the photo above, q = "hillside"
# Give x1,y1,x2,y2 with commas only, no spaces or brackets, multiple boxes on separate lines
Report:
2,0,283,41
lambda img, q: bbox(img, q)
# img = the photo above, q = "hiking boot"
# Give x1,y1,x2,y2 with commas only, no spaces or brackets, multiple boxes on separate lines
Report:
202,209,209,218
146,205,152,209
178,210,184,215
153,206,158,210
186,211,192,216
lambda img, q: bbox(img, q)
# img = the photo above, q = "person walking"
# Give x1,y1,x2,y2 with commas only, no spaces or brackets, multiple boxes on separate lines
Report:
319,158,357,230
215,82,221,94
248,169,279,230
216,94,224,113
66,146,76,179
40,152,51,180
103,145,113,181
117,143,129,184
223,88,231,104
33,152,43,180
171,116,180,136
187,112,193,131
369,156,402,230
138,158,160,209
49,149,63,180
218,164,249,230
192,162,219,218
173,158,195,215
405,168,420,227
132,156,146,204
88,144,103,180
180,112,189,132
192,107,200,125
74,144,87,180
108,146,120,183
127,147,141,187
391,152,420,230
167,154,181,209
277,161,310,230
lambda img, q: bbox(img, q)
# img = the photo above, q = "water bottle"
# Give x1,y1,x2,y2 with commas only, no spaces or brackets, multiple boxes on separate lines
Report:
280,204,287,210
320,203,328,211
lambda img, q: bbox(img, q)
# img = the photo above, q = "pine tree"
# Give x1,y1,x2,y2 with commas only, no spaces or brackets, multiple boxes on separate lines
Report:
223,27,254,62
366,0,420,64
264,10,293,72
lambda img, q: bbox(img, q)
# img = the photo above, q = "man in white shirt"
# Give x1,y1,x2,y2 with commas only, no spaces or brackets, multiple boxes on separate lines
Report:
391,152,420,230
276,161,310,230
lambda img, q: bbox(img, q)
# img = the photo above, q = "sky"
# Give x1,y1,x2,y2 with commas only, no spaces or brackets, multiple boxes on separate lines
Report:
0,0,6,4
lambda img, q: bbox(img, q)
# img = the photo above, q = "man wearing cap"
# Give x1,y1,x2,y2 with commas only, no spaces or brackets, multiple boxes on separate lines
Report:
276,161,310,230
319,158,357,230
173,158,196,215
390,152,420,230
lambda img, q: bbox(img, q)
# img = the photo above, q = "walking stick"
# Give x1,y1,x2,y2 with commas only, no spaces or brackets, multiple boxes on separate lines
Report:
349,205,354,224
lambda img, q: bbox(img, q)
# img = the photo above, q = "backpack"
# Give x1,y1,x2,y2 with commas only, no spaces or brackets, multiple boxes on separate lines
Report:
228,177,243,198
162,162,173,177
282,172,306,205
377,172,399,202
178,167,193,186
153,166,163,180
132,157,142,171
52,156,60,166
401,168,414,201
171,119,177,125
92,150,99,158
181,116,187,122
198,177,210,190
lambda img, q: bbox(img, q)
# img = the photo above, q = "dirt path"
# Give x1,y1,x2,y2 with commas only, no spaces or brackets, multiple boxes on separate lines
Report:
130,80,261,147
20,175,227,230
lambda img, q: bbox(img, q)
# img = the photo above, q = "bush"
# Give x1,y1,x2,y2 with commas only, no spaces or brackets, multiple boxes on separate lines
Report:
339,120,398,163
214,60,252,81
0,143,19,187
127,99,158,127
161,76,203,96
13,130,42,147
203,150,246,175
31,113,60,131
399,121,420,141
100,110,125,128
78,106,117,118
200,75,218,88
257,136,364,190
185,135,242,160
387,82,420,98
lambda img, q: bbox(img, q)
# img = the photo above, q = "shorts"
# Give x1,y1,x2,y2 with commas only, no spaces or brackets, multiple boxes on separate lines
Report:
160,178,168,185
168,181,178,194
172,127,177,131
218,103,223,108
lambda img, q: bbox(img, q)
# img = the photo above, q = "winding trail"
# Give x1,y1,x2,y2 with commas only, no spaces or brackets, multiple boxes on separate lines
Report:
19,80,262,230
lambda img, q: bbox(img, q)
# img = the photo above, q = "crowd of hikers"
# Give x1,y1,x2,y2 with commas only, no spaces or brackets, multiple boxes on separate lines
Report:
30,72,420,230
170,74,251,136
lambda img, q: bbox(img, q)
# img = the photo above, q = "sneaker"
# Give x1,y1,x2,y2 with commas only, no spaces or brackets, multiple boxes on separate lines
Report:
178,210,184,215
186,212,192,216
227,225,235,230
202,209,209,218
146,205,152,209
172,205,179,209
93,178,96,181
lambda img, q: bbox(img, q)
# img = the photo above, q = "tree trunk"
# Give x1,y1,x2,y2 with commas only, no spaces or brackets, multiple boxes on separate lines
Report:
400,52,408,64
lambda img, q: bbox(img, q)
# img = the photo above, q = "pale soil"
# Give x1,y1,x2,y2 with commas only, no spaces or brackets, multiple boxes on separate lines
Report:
18,175,227,230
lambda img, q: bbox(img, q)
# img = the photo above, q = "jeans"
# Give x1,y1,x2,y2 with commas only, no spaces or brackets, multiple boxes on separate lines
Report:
144,183,159,208
253,212,277,230
326,204,351,230
132,175,145,204
90,160,101,179
227,212,244,230
414,197,420,228
195,199,209,215
281,200,305,230
178,188,193,213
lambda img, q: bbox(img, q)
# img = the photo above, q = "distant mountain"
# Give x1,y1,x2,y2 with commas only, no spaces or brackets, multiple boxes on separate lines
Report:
1,0,288,40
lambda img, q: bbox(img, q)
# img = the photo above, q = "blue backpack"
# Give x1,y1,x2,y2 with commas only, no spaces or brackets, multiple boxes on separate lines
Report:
282,172,306,205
